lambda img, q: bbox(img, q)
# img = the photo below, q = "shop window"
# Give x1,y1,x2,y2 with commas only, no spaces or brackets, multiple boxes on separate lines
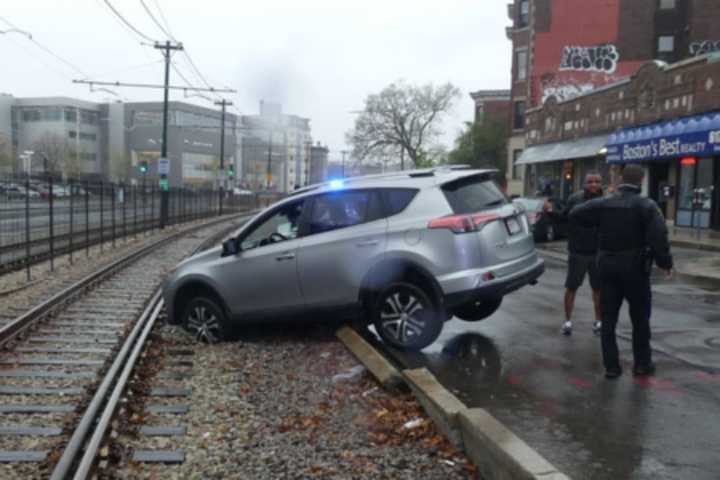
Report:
513,101,526,130
658,0,676,9
676,158,714,228
515,50,528,82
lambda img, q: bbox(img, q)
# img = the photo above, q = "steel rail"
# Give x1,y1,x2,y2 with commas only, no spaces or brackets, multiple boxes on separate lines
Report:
69,296,164,479
0,212,251,349
52,212,248,479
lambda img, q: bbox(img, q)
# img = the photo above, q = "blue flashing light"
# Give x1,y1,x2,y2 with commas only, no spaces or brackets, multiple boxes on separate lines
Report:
329,179,345,190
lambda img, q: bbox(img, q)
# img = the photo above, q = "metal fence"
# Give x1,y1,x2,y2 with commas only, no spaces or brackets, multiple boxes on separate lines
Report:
0,176,275,278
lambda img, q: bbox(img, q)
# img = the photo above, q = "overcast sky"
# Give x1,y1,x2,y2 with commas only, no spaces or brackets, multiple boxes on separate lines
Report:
1,0,511,162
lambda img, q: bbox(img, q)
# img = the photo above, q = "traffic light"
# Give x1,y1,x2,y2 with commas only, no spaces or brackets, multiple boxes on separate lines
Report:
139,161,148,175
563,161,573,181
228,164,235,179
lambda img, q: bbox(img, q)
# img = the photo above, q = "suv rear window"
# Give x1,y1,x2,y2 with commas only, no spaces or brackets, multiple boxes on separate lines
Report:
382,189,418,216
441,176,507,214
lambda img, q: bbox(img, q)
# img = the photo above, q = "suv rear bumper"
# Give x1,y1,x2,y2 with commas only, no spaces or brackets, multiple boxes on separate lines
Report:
442,254,545,309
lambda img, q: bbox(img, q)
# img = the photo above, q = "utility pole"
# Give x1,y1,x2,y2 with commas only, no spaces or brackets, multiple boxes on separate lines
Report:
154,40,184,229
341,150,349,177
214,99,232,216
266,130,272,190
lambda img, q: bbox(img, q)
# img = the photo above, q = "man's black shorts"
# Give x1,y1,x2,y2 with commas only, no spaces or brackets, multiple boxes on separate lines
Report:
565,254,600,290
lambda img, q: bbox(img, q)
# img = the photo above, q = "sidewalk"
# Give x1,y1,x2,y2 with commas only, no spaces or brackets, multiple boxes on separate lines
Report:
537,239,720,285
669,227,720,253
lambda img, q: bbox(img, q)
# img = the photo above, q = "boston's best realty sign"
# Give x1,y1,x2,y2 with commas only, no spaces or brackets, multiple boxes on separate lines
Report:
607,126,720,163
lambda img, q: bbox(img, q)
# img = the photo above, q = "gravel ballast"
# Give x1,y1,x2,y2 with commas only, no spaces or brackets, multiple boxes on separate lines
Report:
109,322,479,479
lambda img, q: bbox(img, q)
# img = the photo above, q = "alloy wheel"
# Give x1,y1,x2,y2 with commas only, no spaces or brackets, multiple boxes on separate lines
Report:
186,302,223,344
379,290,429,344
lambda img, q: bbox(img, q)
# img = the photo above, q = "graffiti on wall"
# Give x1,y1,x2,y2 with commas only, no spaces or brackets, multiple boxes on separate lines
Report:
690,40,720,56
559,44,620,74
540,73,596,103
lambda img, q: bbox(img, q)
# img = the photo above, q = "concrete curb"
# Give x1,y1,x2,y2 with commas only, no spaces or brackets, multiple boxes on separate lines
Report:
536,248,720,285
402,368,465,447
459,409,570,480
671,238,720,253
335,326,405,390
336,329,570,479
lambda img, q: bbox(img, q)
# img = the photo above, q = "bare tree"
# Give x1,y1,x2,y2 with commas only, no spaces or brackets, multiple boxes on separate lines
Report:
110,150,132,182
31,133,68,175
63,148,83,180
0,137,14,175
346,80,460,168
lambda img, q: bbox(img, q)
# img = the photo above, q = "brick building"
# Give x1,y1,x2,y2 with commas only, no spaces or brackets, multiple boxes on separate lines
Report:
518,54,720,231
470,90,511,126
504,0,720,196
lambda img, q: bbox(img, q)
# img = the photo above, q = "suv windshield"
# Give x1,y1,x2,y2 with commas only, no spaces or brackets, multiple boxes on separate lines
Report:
441,176,508,214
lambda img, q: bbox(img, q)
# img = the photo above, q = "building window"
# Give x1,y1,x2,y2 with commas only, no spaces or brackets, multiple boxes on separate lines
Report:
517,0,529,28
475,103,485,124
515,50,528,81
658,0,676,9
512,149,523,180
22,109,41,122
657,35,675,62
64,109,77,122
658,35,675,53
513,101,526,130
80,110,98,125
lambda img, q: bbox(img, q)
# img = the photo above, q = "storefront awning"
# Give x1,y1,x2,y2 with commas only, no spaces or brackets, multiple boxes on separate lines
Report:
515,134,608,166
607,111,720,164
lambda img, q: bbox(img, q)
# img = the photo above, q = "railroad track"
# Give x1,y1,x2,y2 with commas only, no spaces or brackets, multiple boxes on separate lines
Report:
0,212,252,479
0,211,213,276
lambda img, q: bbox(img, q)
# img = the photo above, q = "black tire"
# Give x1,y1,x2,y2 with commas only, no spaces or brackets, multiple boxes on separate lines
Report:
182,296,229,344
372,282,443,351
453,296,503,322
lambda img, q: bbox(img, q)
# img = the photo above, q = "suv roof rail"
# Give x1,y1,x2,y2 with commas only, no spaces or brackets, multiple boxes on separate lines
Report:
288,166,499,196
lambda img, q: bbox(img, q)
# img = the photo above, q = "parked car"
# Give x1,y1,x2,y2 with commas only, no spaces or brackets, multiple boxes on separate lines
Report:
514,196,568,242
3,183,40,199
163,168,545,351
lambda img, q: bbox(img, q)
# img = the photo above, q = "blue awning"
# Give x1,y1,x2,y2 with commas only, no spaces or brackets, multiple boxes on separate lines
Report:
607,111,720,163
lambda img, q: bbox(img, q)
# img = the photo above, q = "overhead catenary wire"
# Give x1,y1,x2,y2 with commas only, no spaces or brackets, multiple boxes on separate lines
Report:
151,0,175,39
0,30,73,80
84,59,164,81
102,0,157,43
0,15,88,77
139,0,174,40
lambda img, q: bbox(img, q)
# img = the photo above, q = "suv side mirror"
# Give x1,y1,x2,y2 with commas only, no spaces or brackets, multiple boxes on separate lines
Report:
221,238,239,257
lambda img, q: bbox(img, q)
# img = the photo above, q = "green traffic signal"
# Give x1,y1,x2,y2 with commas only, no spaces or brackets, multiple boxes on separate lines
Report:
139,161,148,174
228,165,235,179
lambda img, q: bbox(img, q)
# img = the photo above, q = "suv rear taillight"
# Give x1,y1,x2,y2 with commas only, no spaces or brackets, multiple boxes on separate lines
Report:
428,213,499,234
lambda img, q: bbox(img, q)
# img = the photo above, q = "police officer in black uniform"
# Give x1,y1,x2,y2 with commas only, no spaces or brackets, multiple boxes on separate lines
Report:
570,165,673,379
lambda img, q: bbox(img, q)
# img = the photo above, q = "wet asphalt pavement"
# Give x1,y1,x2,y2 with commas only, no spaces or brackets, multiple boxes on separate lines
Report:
380,255,720,480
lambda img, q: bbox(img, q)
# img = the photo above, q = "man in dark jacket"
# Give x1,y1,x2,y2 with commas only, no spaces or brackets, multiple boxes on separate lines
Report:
561,172,603,336
570,165,673,379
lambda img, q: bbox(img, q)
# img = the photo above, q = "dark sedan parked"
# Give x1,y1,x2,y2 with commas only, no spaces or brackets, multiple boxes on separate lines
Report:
514,197,568,243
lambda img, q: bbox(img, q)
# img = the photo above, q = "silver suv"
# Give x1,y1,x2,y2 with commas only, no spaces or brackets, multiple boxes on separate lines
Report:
163,168,544,350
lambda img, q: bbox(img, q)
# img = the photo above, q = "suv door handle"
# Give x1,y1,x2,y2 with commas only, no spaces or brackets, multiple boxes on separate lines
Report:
275,252,295,261
356,240,379,247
